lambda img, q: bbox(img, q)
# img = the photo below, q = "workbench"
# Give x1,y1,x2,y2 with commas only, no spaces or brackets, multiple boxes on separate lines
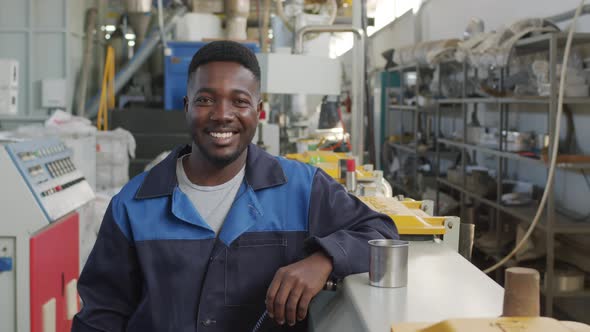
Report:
309,241,504,331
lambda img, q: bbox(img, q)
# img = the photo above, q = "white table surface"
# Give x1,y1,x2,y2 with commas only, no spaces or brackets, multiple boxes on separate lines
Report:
309,241,504,331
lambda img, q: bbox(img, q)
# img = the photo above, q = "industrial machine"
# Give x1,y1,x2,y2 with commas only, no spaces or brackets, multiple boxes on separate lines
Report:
0,137,95,332
359,196,460,251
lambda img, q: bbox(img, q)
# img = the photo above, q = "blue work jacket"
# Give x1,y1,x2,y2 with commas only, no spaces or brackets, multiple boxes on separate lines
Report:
72,144,398,332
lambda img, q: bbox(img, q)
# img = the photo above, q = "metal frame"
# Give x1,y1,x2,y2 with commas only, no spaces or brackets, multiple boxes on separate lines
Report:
434,32,590,316
383,64,428,196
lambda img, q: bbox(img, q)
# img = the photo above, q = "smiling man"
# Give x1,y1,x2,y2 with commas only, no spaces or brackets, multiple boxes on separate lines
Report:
72,41,398,332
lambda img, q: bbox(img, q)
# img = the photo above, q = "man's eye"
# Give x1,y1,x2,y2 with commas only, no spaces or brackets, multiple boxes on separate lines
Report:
195,97,213,104
235,99,250,106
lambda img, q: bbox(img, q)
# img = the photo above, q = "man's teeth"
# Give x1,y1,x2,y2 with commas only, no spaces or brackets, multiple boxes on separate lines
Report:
210,132,234,139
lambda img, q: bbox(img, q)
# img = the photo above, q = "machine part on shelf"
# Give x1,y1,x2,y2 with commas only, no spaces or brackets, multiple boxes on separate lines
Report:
458,222,475,261
465,19,558,69
393,39,461,67
75,8,97,117
225,0,250,40
556,170,590,222
483,0,585,274
502,267,540,317
86,6,188,118
545,268,585,292
294,24,365,163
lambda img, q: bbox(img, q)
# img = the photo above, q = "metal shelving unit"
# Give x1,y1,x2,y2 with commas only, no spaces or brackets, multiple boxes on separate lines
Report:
383,65,459,197
433,32,590,316
437,96,590,105
383,65,424,195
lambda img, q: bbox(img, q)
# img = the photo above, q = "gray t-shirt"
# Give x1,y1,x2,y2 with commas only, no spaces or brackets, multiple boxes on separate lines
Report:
176,155,245,234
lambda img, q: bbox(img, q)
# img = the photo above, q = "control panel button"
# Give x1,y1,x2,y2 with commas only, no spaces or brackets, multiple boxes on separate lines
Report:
0,257,13,272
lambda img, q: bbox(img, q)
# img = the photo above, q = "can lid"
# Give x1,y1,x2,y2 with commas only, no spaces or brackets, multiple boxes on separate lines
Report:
346,159,356,172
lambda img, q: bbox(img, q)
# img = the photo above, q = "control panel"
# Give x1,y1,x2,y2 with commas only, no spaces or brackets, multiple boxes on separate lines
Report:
4,137,95,221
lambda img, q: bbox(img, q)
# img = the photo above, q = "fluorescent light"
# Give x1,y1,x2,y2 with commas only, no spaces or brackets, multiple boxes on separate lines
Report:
128,40,136,47
105,25,116,32
125,33,136,40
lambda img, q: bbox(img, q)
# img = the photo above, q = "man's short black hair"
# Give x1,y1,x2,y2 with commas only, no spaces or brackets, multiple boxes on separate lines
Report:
187,40,261,85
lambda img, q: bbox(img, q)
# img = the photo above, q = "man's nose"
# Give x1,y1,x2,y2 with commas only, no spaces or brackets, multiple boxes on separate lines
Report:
210,100,235,122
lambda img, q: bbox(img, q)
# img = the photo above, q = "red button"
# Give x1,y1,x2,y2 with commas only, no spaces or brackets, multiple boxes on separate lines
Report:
55,186,62,192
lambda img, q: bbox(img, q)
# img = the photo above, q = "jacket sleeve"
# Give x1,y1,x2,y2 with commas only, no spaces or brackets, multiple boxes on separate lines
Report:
72,198,142,332
305,168,399,279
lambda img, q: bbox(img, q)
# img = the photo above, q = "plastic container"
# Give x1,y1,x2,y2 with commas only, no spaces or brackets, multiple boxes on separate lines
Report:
164,41,260,110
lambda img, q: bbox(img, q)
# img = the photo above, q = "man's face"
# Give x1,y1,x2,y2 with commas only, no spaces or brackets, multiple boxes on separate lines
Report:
184,61,261,166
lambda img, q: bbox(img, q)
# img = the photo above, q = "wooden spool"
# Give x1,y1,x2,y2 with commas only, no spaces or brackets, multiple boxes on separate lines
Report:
502,267,540,317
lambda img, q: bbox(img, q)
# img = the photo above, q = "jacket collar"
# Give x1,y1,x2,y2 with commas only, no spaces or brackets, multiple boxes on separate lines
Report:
135,144,287,199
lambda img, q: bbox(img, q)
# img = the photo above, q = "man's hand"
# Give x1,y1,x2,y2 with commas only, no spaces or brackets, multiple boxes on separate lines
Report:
265,251,333,326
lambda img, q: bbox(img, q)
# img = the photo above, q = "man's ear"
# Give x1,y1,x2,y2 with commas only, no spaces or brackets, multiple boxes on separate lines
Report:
257,100,263,114
183,96,189,113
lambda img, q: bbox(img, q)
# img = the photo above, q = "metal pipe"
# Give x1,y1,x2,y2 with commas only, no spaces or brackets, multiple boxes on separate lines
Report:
157,0,168,49
546,4,590,23
293,24,365,161
86,6,187,118
76,8,97,116
225,0,250,40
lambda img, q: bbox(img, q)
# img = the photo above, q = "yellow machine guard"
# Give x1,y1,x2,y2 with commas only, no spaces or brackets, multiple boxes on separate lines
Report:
285,152,374,183
359,196,446,236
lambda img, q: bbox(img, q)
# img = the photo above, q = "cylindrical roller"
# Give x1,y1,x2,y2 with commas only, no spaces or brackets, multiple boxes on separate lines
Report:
502,267,540,317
